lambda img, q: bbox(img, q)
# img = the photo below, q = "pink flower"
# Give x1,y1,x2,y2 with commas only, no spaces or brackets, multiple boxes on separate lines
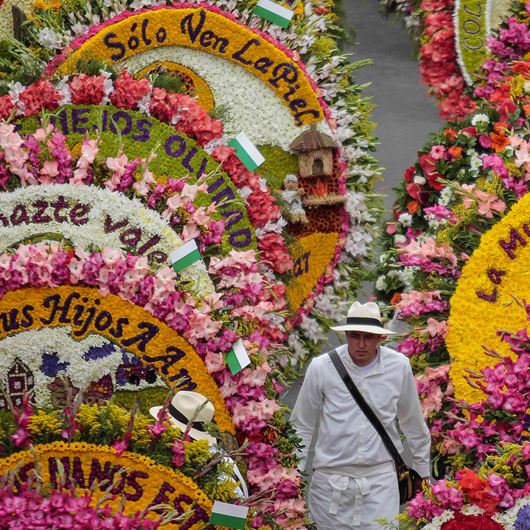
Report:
431,479,464,509
171,440,186,467
460,184,506,218
429,144,447,159
112,439,129,457
422,318,449,338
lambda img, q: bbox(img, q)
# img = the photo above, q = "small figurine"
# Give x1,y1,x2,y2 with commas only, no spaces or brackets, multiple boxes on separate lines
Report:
282,174,308,224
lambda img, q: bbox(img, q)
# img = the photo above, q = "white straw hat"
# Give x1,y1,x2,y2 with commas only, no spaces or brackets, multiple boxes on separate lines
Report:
149,391,217,445
331,301,396,335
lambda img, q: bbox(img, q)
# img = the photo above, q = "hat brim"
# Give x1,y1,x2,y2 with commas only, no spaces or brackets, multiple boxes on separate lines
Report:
149,406,217,445
330,324,396,335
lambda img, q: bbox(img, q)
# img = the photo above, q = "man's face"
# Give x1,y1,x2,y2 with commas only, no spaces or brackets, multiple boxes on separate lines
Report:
346,331,382,367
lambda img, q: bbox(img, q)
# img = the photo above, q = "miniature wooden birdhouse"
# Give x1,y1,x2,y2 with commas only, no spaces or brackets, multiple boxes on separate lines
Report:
289,124,338,178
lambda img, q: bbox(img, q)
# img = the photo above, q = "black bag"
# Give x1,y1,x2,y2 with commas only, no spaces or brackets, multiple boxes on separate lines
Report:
329,350,424,504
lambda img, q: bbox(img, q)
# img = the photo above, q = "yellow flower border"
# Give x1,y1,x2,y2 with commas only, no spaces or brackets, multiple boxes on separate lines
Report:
0,286,235,434
0,441,212,529
285,231,339,311
136,61,215,113
447,192,530,403
53,7,323,126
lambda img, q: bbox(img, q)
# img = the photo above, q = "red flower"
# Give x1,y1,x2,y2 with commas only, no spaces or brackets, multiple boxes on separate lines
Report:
418,154,445,190
456,469,500,515
19,80,61,116
110,70,151,109
461,126,478,137
404,166,416,183
246,190,281,227
211,146,260,189
69,74,106,104
441,512,503,530
0,95,14,120
149,87,181,122
258,233,293,274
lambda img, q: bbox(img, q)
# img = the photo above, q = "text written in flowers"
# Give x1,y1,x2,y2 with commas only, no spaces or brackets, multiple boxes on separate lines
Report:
6,451,210,526
475,226,530,302
87,8,323,126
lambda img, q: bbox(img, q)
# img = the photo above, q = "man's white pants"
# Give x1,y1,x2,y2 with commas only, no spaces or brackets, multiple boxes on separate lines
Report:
308,465,399,530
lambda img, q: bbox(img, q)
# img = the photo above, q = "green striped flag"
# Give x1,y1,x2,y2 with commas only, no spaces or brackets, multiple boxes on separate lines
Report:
228,133,265,171
209,501,249,529
170,239,202,273
225,340,251,375
254,0,294,28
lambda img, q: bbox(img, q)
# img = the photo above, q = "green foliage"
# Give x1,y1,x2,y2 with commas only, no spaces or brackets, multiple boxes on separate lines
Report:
257,146,299,190
74,59,116,78
149,71,186,94
113,387,169,416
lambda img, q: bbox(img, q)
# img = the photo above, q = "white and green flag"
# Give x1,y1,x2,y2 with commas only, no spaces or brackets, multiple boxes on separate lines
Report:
225,340,251,375
254,0,294,28
229,133,265,171
170,239,202,273
209,501,249,529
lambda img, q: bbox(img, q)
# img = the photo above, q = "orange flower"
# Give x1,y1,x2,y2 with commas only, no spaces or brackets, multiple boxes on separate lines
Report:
407,200,420,214
390,292,402,306
443,128,457,141
448,146,462,159
490,131,510,152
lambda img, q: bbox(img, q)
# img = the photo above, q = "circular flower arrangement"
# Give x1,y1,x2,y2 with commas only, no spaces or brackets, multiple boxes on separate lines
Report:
0,240,307,527
0,0,383,369
378,0,516,120
374,6,530,524
0,441,213,529
0,76,307,523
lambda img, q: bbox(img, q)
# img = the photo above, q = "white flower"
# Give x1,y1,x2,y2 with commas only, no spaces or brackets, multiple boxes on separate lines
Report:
398,213,413,227
439,186,454,206
299,316,322,344
375,275,387,291
394,234,407,245
461,504,484,515
37,27,64,50
55,78,72,105
471,113,490,126
413,175,426,185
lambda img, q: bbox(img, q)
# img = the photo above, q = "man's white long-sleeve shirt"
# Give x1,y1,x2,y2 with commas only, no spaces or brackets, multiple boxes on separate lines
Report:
291,344,431,478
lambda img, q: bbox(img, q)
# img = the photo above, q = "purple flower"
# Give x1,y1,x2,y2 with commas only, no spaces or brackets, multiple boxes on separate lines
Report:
515,504,530,530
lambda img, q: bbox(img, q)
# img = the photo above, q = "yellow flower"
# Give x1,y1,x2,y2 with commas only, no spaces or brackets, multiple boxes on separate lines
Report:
76,403,101,430
204,476,237,502
0,441,213,528
184,439,211,469
34,0,61,9
447,191,530,402
28,410,62,438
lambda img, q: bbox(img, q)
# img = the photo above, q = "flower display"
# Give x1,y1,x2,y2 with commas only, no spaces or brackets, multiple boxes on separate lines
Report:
0,240,309,526
418,0,476,120
0,0,387,526
0,438,212,528
0,488,164,529
0,72,290,273
0,0,383,369
392,331,530,527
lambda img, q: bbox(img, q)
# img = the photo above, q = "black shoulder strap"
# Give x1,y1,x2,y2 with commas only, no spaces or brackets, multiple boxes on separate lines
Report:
328,350,407,470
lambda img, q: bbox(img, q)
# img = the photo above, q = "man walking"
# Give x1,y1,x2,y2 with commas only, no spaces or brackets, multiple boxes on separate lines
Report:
291,301,431,529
